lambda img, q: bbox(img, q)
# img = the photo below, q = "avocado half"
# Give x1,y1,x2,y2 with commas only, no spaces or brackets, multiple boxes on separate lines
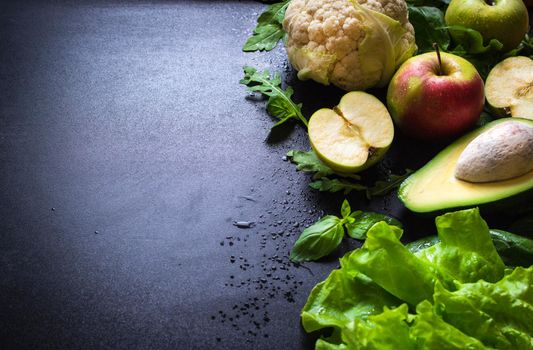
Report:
398,118,533,213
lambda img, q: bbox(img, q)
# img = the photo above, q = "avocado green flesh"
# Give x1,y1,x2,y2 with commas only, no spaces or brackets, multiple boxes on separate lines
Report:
399,118,533,213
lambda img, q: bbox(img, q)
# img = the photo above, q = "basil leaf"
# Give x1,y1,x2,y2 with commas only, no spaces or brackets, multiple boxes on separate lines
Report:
240,66,308,128
287,150,335,180
290,215,345,262
243,1,289,52
340,199,351,219
345,211,403,240
408,6,450,53
310,177,367,195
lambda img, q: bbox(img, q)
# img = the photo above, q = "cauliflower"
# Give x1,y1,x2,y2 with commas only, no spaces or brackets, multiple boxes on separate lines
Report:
283,0,417,91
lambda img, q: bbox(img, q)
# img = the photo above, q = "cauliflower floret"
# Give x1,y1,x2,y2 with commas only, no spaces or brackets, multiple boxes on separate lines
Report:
283,0,416,91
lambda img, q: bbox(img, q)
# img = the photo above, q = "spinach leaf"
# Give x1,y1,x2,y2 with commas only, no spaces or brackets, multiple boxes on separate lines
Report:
408,6,450,53
242,1,289,52
290,215,344,262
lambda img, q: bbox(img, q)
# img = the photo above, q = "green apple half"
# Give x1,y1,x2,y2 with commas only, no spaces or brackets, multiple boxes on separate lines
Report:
445,0,529,52
485,56,533,119
308,91,394,173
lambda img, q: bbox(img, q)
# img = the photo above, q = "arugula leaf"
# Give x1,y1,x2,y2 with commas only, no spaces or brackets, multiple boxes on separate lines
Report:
286,150,335,180
240,66,308,128
447,25,504,54
290,215,344,262
345,211,402,240
408,6,450,53
310,177,367,195
365,169,413,199
242,1,289,52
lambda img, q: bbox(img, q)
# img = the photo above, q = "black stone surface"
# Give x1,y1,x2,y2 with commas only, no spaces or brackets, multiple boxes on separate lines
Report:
0,1,526,349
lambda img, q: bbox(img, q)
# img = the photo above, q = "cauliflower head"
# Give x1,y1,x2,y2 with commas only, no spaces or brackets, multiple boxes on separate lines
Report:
283,0,416,91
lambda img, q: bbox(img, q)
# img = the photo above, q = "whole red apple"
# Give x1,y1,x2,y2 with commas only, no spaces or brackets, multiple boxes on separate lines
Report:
386,52,484,141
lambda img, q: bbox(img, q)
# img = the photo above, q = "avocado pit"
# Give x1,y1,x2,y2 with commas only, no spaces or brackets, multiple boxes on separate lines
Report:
455,121,533,182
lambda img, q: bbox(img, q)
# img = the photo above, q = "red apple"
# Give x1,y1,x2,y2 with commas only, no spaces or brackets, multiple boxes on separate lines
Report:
386,52,485,141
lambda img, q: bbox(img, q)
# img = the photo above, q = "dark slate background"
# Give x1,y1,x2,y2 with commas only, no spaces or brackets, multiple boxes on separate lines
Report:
0,1,526,349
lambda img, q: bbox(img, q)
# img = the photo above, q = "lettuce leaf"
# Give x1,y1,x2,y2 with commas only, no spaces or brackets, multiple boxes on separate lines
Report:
301,268,400,333
416,208,505,284
412,301,490,349
434,266,533,349
408,229,533,268
342,304,416,349
301,208,532,349
343,222,437,306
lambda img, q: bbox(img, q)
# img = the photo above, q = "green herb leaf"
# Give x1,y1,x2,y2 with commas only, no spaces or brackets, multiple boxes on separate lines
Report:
416,208,505,283
366,169,414,199
406,0,450,9
343,222,437,306
409,230,533,268
433,267,533,349
412,300,488,349
240,66,308,128
446,25,504,54
242,1,289,52
407,6,450,53
301,268,400,333
340,199,351,219
286,150,335,180
345,211,402,240
310,177,367,195
290,215,345,262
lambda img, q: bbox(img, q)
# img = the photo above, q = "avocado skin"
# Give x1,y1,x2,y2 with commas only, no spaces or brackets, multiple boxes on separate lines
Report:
398,118,533,215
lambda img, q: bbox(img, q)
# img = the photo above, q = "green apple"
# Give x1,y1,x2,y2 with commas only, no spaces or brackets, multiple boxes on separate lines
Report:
445,0,529,52
308,91,394,173
387,51,485,140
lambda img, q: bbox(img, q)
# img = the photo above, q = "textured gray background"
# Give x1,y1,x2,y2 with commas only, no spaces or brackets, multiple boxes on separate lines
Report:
0,1,522,349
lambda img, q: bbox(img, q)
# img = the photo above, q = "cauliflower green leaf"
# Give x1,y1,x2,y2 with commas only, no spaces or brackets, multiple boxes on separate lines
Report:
353,0,417,87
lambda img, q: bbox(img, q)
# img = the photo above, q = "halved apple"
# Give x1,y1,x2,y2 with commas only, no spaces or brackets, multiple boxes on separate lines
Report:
308,91,394,173
485,56,533,119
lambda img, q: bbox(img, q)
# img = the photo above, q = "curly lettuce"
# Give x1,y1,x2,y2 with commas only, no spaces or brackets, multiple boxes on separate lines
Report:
300,208,533,349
